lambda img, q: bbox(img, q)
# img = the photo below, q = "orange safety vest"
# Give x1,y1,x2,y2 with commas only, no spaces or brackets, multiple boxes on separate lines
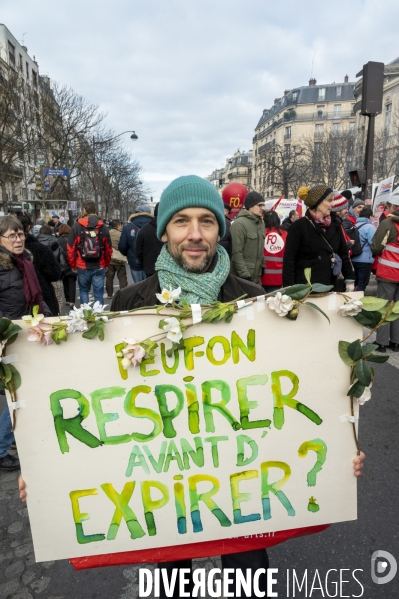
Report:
261,228,287,287
376,221,399,282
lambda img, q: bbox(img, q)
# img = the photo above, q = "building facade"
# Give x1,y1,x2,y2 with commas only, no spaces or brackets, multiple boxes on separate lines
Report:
206,149,252,194
252,77,356,198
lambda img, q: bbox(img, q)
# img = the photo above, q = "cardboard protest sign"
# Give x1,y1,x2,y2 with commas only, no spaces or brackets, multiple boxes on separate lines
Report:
9,294,361,563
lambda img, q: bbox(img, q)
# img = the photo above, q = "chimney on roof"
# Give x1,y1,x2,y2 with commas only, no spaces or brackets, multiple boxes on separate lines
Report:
344,74,349,83
274,98,280,105
263,109,267,114
22,45,28,53
284,89,290,96
309,78,317,86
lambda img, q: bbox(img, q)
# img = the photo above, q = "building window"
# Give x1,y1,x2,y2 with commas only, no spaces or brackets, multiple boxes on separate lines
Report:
19,54,23,71
26,62,29,79
32,70,38,87
284,144,291,158
336,86,342,97
349,122,355,133
285,126,291,140
318,88,326,100
333,123,341,134
8,41,15,66
351,103,356,114
292,91,298,101
314,142,322,153
385,103,392,132
333,104,341,117
315,123,324,138
317,106,325,119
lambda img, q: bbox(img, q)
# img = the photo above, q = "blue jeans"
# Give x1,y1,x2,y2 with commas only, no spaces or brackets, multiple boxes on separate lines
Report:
130,268,146,284
353,262,372,292
0,402,14,458
77,268,106,304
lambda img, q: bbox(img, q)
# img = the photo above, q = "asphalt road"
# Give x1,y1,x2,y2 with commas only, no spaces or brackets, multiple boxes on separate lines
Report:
1,274,398,598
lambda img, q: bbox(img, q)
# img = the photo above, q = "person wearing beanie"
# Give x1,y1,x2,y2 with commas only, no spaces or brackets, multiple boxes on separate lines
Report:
230,191,265,283
341,189,353,208
283,185,355,289
135,203,165,277
343,198,365,229
118,204,153,282
330,193,355,260
110,176,270,594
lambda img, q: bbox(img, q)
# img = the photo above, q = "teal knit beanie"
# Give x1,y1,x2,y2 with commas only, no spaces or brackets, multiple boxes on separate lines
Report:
157,175,226,240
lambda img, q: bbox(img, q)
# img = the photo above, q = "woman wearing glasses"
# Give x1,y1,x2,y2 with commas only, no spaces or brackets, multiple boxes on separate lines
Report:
0,216,51,472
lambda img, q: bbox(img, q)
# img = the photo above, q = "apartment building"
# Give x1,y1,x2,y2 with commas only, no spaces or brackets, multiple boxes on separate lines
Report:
0,24,44,216
252,77,356,197
207,149,252,194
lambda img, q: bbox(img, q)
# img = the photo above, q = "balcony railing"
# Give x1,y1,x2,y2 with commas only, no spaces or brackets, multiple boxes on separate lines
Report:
255,110,356,142
314,131,324,139
258,139,276,154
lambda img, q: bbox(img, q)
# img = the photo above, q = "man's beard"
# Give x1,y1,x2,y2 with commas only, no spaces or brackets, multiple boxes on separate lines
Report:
170,243,216,273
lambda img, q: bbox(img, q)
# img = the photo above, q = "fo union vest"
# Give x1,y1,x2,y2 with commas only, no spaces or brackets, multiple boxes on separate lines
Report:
261,228,287,287
376,221,399,282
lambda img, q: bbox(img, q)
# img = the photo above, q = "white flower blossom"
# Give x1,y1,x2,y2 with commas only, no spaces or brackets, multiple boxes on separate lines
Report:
162,316,183,343
266,292,294,317
22,313,44,327
66,318,88,334
92,301,108,314
338,298,363,317
156,287,181,305
357,385,372,405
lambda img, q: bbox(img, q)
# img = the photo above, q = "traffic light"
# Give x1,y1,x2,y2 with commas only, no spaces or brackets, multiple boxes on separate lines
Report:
219,179,223,189
349,169,366,187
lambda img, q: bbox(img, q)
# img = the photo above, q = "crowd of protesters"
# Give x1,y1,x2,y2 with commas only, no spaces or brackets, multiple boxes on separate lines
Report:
1,180,397,475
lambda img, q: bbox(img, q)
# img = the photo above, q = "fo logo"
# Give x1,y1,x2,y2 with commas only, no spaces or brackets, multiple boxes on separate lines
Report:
371,551,397,585
265,232,285,254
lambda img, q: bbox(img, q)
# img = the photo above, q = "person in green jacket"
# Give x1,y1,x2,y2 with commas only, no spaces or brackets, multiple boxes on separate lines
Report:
230,191,265,283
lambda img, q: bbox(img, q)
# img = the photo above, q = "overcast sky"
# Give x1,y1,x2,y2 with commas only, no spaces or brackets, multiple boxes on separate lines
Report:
2,0,398,200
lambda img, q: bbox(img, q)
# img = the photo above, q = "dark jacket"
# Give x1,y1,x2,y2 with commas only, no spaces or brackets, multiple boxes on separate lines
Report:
58,234,76,278
219,217,232,258
281,217,293,232
283,210,354,286
111,272,264,311
119,213,154,270
135,219,164,276
24,236,62,316
67,215,112,271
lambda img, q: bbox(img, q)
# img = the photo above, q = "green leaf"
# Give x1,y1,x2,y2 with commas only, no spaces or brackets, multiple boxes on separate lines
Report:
355,359,372,386
338,341,354,365
378,305,399,322
0,378,5,391
391,301,399,314
83,309,92,319
311,283,334,293
365,353,389,363
304,302,330,323
4,324,22,342
97,324,105,341
0,318,12,338
166,347,174,358
353,310,382,328
32,305,39,317
347,380,365,398
82,324,98,339
158,319,168,329
285,284,311,300
2,363,12,384
347,339,363,362
361,343,379,356
360,296,388,312
304,268,312,285
7,364,21,390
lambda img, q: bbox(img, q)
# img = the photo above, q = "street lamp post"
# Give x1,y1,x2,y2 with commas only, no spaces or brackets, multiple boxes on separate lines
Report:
92,130,138,216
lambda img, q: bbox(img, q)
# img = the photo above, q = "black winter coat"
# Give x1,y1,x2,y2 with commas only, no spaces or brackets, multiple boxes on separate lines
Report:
135,220,164,276
25,236,62,316
57,234,76,277
0,249,30,319
283,210,354,286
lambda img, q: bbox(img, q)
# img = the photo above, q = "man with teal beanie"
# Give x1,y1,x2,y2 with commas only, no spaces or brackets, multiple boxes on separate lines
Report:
111,174,270,597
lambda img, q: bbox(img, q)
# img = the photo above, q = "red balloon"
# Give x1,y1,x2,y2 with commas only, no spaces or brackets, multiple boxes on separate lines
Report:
222,183,248,218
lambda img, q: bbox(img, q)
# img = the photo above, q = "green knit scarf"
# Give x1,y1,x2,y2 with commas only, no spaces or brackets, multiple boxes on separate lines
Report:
156,244,230,305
